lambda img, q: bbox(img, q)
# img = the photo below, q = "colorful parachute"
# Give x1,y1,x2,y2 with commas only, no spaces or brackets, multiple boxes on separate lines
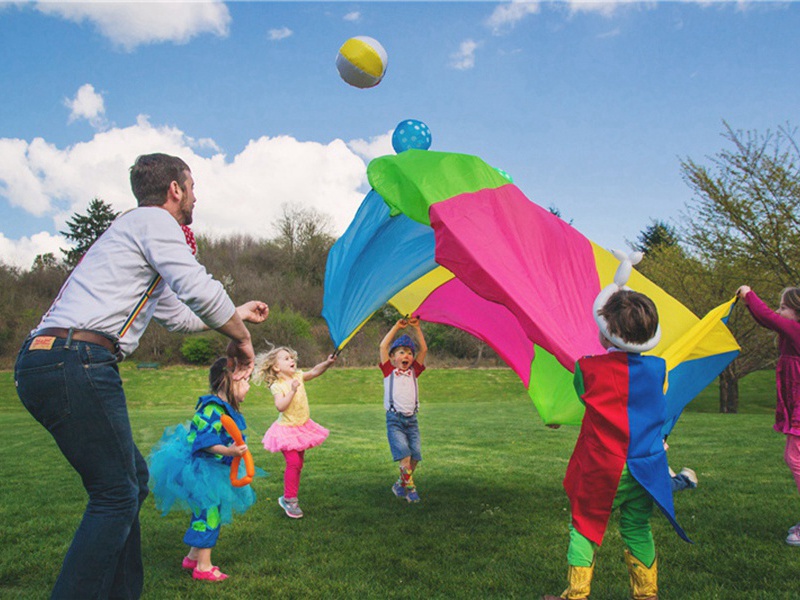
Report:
322,150,740,429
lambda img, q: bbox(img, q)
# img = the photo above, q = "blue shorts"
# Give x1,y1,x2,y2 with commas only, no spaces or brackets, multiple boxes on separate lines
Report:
386,411,422,462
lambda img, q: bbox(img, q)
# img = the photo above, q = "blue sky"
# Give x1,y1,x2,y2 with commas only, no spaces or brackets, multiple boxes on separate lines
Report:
1,1,798,269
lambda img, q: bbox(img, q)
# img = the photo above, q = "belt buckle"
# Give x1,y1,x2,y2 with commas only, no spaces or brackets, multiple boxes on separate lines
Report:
112,340,123,362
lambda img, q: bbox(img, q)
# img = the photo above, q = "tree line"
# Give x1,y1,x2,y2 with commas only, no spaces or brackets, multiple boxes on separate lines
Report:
2,123,798,413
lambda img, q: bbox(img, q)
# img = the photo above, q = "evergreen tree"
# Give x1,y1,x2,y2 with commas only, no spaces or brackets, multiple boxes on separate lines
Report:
60,198,119,268
631,220,679,253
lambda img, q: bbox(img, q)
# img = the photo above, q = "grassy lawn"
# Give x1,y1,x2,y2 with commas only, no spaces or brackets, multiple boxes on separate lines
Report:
0,365,795,599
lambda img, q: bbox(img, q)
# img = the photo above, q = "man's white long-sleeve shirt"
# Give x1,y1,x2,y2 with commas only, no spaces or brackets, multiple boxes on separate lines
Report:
37,206,235,358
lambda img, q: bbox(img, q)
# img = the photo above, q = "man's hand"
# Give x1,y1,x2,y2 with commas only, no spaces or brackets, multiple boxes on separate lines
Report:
237,301,269,324
226,338,255,380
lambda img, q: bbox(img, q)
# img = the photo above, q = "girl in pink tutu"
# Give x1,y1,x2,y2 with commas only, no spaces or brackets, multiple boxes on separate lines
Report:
254,347,336,518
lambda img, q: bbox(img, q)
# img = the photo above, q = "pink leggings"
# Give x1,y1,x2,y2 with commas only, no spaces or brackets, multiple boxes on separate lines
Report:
785,435,800,494
282,449,305,499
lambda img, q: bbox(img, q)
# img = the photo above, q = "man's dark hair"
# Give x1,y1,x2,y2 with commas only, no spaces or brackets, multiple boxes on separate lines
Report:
129,153,190,207
599,290,659,345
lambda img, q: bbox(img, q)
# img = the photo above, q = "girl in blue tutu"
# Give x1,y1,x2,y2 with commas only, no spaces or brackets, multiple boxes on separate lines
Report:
148,357,257,582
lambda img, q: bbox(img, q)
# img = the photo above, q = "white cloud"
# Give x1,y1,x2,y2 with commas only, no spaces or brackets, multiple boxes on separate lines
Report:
268,26,292,41
565,0,637,17
347,130,393,163
65,83,107,129
343,11,361,22
450,39,481,71
487,0,540,35
35,1,231,51
0,116,370,268
0,231,66,270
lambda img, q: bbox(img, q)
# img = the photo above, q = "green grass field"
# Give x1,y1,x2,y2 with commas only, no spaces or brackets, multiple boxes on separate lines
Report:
0,365,796,599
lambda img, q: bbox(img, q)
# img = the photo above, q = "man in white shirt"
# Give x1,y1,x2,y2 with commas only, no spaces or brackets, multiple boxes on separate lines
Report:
14,153,268,599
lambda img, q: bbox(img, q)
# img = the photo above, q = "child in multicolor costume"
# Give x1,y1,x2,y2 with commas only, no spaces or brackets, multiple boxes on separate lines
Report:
379,318,428,503
544,252,690,600
148,357,258,582
255,347,336,519
737,284,800,545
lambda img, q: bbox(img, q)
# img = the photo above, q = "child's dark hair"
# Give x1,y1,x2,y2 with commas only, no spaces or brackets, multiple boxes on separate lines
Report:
781,287,800,319
209,357,241,412
599,290,659,345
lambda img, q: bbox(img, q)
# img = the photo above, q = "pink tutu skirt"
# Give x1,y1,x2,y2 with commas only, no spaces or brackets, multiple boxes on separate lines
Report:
262,418,329,453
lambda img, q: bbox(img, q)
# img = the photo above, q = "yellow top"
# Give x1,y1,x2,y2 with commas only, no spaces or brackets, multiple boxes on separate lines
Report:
269,372,310,427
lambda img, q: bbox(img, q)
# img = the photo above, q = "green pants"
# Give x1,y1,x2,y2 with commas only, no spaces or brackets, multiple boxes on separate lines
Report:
567,466,655,568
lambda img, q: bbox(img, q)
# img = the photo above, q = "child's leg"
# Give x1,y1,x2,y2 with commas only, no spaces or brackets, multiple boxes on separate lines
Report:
183,506,223,575
545,522,596,600
617,473,657,600
192,548,213,572
282,449,305,499
399,457,415,489
784,435,800,494
566,522,597,567
401,417,422,482
616,476,655,566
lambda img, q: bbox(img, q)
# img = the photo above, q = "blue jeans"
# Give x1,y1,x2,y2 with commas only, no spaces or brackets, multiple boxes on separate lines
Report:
386,411,422,462
15,334,148,599
670,472,694,492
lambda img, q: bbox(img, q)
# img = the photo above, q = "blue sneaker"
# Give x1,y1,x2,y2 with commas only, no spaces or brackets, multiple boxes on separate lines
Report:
392,482,407,498
406,488,420,503
278,496,303,519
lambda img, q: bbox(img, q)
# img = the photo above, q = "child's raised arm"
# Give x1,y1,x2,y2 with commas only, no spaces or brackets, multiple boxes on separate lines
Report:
408,318,428,365
379,319,407,364
303,354,337,382
738,286,800,336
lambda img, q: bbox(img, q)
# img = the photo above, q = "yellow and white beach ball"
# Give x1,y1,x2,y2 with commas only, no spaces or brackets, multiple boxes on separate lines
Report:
335,36,388,89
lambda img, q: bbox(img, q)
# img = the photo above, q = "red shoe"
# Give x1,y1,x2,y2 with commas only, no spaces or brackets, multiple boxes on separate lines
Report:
192,566,228,581
182,556,198,570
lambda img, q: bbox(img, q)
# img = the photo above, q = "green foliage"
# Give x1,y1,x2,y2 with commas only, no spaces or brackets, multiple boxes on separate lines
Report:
260,306,313,347
638,122,800,412
631,219,679,254
424,323,490,361
548,204,574,225
60,198,120,269
179,336,219,365
680,122,800,288
31,252,59,271
274,203,336,286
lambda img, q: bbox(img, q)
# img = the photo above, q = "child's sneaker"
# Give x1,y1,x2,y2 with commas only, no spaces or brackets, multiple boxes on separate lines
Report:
679,467,698,488
787,529,800,546
392,481,407,498
406,488,420,503
278,496,303,519
788,522,800,534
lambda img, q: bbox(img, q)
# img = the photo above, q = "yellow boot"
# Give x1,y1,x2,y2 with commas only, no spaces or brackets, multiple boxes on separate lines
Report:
624,549,658,600
542,563,594,600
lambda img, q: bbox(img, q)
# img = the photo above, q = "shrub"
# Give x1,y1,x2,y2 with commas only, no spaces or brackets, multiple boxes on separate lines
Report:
180,336,217,365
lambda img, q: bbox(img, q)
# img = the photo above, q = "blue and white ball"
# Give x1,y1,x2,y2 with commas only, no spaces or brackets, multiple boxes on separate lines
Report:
391,119,432,154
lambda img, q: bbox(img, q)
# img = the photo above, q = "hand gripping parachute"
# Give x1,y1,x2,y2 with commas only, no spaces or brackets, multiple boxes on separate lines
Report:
322,150,740,431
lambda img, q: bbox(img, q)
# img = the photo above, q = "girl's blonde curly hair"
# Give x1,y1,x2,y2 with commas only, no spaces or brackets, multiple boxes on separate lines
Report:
252,346,298,386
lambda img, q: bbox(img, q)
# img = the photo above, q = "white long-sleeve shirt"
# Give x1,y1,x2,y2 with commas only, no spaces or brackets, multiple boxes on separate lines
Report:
37,206,235,357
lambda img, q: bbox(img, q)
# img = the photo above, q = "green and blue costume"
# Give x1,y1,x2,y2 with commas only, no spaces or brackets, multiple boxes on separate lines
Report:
148,395,258,548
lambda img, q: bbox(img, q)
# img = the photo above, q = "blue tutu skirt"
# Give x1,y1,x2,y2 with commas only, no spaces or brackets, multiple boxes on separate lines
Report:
148,423,257,525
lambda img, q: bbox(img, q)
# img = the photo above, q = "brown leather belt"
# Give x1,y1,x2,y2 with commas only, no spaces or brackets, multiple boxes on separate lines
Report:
35,327,120,356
